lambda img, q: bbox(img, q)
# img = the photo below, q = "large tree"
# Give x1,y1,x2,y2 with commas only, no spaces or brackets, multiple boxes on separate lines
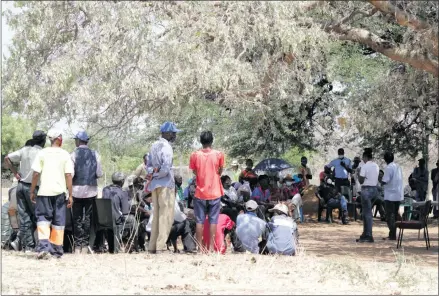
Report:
2,1,437,159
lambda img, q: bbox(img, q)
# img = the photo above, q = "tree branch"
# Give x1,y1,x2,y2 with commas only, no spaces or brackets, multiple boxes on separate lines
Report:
326,23,439,77
367,0,438,57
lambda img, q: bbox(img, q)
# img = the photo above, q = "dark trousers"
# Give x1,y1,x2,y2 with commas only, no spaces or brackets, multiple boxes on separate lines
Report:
372,198,386,219
16,182,37,250
35,194,66,257
384,200,400,239
433,187,438,217
168,220,196,252
72,196,95,248
335,178,350,193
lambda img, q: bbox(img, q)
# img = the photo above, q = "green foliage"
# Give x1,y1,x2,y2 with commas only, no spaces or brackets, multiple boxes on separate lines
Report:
281,147,314,168
1,114,36,155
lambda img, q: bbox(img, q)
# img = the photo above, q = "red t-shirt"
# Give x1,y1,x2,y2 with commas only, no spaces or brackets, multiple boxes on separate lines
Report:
189,148,225,200
203,214,235,254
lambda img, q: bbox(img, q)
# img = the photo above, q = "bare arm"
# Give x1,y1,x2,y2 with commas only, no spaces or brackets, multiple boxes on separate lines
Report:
4,156,20,180
30,172,40,203
65,173,73,208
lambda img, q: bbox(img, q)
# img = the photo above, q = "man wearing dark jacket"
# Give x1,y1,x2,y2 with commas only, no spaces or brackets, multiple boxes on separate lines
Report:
102,172,130,252
71,131,103,254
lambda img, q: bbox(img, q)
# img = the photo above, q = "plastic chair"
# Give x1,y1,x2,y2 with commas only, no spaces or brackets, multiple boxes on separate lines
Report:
89,199,119,253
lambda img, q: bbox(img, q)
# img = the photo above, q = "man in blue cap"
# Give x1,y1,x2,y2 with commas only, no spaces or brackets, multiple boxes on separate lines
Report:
70,130,103,254
146,121,181,254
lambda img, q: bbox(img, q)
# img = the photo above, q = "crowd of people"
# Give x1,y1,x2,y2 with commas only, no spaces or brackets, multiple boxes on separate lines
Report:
2,121,438,259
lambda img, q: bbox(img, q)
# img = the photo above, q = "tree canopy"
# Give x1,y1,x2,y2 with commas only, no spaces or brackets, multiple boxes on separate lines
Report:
2,1,438,164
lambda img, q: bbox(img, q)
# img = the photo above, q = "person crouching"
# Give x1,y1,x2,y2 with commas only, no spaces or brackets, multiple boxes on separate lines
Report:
261,204,298,256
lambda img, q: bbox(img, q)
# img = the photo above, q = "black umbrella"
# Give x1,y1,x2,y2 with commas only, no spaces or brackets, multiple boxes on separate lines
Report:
253,158,295,173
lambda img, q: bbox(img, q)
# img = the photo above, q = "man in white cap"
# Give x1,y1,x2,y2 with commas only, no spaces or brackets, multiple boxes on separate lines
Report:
236,200,267,254
70,130,103,254
30,130,74,259
146,121,181,254
264,204,297,256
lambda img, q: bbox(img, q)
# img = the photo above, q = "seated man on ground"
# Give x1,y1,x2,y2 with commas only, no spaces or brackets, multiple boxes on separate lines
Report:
260,204,297,256
202,210,235,254
236,200,267,254
167,198,196,253
221,175,244,223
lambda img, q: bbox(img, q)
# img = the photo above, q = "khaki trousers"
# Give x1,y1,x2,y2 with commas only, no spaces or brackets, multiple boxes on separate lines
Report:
148,187,175,252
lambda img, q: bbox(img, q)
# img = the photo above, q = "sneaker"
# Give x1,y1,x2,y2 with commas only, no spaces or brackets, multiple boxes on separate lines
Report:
356,236,374,243
37,251,50,260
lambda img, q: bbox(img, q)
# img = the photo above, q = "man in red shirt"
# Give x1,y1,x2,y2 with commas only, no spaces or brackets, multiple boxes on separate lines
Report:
202,213,235,254
189,131,225,252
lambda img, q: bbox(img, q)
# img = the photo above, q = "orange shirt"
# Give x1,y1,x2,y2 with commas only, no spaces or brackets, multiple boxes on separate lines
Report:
189,148,225,200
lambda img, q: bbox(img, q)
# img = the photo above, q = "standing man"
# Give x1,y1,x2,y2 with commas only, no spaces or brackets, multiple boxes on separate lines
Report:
431,161,438,218
189,131,225,253
230,160,240,183
412,159,429,202
299,156,312,187
147,122,180,254
325,148,352,193
381,151,403,241
356,148,379,243
70,131,103,254
4,131,47,252
30,130,74,259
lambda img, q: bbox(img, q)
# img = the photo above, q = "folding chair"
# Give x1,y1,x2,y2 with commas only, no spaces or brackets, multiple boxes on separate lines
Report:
89,199,119,253
396,200,432,250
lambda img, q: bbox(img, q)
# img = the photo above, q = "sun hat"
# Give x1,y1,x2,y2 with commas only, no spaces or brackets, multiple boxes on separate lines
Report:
245,200,258,211
268,204,289,215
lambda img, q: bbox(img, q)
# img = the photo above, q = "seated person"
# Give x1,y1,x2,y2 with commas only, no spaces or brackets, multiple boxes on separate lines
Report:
286,193,303,222
268,174,286,203
167,199,196,254
137,193,152,251
202,211,235,254
239,159,257,184
221,175,245,223
251,175,272,220
236,200,267,254
317,178,348,224
282,174,300,200
175,174,185,206
102,172,138,253
260,204,297,256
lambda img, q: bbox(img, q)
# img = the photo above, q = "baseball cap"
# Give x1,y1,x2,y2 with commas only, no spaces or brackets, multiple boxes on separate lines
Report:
245,200,258,211
73,131,90,142
160,122,181,133
32,130,47,141
47,129,62,140
268,204,289,215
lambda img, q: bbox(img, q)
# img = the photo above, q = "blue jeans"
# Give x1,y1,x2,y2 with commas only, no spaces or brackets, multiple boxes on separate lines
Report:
327,195,348,212
361,187,378,237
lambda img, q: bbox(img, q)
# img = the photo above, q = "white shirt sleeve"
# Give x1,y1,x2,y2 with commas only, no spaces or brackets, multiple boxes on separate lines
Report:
359,165,367,178
7,148,24,163
382,165,393,184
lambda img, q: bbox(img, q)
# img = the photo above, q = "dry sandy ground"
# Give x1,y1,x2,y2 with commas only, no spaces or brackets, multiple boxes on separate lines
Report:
2,219,438,295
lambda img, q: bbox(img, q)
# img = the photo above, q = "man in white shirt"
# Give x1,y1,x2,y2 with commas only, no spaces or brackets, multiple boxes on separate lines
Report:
381,151,404,241
356,148,379,243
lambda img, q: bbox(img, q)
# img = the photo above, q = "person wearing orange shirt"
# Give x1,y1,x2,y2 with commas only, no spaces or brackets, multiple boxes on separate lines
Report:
189,131,225,252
